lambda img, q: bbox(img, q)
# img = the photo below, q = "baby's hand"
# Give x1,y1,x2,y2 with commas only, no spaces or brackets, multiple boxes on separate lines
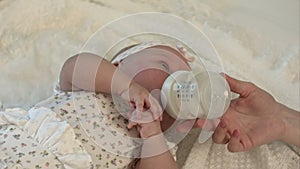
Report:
129,109,162,138
120,81,163,128
136,117,162,138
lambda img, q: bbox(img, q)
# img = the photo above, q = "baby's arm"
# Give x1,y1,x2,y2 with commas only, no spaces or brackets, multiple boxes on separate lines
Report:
134,116,179,169
59,53,162,121
137,137,178,169
59,53,130,94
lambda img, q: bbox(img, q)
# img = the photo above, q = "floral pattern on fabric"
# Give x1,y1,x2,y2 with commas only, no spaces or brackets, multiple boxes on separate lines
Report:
37,90,141,169
0,107,91,169
0,125,63,169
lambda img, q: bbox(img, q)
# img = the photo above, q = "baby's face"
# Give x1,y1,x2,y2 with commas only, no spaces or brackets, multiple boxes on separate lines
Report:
118,46,191,92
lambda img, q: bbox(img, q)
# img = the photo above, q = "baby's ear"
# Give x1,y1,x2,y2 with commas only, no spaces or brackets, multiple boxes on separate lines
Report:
176,44,196,62
185,55,195,62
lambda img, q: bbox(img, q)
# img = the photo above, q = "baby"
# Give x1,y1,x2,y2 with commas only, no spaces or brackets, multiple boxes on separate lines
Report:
56,41,194,169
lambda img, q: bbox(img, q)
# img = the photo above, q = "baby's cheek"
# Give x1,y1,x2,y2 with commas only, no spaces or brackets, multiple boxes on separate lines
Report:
133,69,169,91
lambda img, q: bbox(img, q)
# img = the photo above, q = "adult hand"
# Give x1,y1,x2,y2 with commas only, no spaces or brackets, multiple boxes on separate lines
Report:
211,74,286,152
178,74,288,152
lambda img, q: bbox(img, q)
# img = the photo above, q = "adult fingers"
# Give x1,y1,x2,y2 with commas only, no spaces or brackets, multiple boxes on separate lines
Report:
227,130,245,152
212,118,231,144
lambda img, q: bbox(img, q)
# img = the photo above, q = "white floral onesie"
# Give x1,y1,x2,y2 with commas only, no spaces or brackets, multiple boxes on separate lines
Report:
36,89,142,169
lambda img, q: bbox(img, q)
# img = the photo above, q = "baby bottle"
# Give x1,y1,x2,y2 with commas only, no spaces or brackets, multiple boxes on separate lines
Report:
161,70,231,142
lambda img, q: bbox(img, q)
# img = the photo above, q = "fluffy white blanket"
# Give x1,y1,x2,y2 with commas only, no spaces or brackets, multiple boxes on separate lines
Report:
0,0,299,168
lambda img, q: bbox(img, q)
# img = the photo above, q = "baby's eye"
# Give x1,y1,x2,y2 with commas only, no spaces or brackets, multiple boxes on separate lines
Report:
161,62,169,71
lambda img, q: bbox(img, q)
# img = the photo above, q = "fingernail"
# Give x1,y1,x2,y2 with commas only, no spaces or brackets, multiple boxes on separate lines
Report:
233,130,239,137
220,120,226,128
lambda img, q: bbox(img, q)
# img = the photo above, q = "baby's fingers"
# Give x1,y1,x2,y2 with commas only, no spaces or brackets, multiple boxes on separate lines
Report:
129,109,154,124
127,120,138,129
148,89,163,121
148,95,163,121
135,99,144,114
126,111,138,129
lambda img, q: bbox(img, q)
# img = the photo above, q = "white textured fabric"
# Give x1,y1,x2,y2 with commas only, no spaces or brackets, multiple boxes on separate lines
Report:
0,107,92,169
0,0,299,168
182,138,300,169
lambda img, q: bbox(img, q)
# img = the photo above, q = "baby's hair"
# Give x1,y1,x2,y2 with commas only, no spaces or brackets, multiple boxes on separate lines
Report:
111,44,138,62
111,43,195,66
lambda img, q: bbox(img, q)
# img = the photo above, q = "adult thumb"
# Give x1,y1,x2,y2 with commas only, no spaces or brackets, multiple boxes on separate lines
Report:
224,74,255,97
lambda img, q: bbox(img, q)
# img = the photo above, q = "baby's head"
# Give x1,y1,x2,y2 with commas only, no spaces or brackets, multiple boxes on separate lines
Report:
112,43,196,127
113,45,192,92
